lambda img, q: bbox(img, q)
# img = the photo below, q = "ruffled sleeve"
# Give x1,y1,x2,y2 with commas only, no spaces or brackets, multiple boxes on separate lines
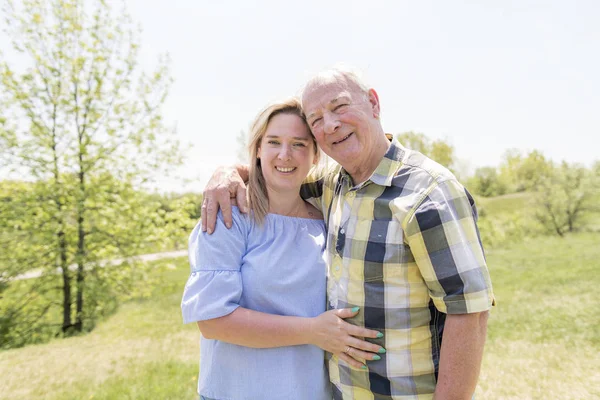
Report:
181,208,248,324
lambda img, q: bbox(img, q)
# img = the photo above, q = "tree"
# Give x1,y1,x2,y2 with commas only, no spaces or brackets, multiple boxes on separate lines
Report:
498,149,553,192
396,131,456,171
466,166,507,197
0,0,182,342
533,162,599,236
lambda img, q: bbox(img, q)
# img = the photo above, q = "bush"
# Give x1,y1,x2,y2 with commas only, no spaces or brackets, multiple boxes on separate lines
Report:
477,213,542,249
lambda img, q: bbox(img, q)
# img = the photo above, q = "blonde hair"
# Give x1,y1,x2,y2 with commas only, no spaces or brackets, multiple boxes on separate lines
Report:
247,98,318,224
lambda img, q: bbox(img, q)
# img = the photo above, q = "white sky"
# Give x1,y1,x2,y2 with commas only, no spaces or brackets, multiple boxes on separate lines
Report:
4,0,600,193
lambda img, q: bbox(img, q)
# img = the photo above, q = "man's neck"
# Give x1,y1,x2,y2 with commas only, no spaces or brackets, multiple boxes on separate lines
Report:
345,133,391,185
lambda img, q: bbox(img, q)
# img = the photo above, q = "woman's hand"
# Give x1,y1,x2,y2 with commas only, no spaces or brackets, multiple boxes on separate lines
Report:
307,308,385,369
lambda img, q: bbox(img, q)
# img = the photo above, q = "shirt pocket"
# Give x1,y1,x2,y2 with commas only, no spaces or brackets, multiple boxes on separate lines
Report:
352,219,411,283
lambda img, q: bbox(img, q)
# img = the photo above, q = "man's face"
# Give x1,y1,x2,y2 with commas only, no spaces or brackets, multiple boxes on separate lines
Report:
302,79,380,169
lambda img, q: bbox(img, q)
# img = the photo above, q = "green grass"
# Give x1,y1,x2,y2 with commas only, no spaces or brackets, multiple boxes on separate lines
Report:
0,259,200,400
475,232,600,399
477,191,533,216
1,232,599,399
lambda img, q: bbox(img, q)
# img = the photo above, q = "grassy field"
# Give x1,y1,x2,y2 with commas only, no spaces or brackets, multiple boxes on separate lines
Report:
476,232,600,399
1,233,599,399
477,192,532,216
0,260,199,400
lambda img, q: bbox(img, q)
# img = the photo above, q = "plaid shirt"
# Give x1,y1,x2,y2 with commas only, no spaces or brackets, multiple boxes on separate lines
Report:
301,137,494,400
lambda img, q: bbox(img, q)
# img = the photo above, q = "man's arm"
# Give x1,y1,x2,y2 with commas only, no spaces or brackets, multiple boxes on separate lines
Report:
433,312,489,400
403,179,494,398
202,163,331,233
202,164,249,234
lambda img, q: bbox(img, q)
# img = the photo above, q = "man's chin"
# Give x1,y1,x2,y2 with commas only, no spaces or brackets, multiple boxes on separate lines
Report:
329,149,360,166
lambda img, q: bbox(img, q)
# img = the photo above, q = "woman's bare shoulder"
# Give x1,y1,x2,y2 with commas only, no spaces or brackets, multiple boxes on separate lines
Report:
303,201,323,220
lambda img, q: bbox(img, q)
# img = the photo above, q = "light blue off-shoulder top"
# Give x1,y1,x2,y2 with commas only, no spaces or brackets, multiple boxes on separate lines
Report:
181,207,331,400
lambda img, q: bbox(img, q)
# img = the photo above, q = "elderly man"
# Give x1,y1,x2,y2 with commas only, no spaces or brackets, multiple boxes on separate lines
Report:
202,67,494,400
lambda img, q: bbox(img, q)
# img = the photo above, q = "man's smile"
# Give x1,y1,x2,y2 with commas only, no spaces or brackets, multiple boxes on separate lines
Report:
333,132,354,145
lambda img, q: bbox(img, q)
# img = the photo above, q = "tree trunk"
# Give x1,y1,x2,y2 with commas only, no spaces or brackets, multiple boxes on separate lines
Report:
74,232,84,331
74,158,86,332
59,229,73,333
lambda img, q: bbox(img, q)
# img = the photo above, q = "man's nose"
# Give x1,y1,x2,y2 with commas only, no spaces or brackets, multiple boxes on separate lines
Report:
323,112,340,134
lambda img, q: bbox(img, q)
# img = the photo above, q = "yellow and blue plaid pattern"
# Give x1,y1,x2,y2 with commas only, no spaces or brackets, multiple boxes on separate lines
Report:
301,138,494,400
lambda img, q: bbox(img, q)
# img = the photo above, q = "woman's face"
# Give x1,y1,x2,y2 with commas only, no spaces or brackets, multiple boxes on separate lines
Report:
258,112,316,195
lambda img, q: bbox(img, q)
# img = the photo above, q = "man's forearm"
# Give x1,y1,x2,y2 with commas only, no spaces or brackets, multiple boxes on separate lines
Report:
434,311,489,400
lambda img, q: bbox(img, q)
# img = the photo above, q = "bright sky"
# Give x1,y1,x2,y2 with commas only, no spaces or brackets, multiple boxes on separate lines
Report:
4,1,600,193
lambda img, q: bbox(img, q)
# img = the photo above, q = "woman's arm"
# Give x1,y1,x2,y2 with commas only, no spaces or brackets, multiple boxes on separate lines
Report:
198,306,385,369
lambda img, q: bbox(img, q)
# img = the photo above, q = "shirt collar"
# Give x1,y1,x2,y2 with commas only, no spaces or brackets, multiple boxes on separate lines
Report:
340,134,406,188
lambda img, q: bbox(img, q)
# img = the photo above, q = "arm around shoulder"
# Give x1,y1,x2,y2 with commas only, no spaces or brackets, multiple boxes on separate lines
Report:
202,164,250,233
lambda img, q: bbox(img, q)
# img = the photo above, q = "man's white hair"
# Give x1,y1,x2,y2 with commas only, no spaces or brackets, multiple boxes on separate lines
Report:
300,64,371,102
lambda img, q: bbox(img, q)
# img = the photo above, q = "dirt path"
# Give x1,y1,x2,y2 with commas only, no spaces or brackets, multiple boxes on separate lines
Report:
12,250,188,281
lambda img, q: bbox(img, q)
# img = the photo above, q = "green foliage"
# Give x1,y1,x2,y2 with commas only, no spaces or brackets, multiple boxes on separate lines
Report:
533,161,600,236
468,150,554,198
466,166,507,197
477,212,541,249
395,131,455,171
498,149,554,192
0,0,185,347
0,178,200,348
149,191,202,250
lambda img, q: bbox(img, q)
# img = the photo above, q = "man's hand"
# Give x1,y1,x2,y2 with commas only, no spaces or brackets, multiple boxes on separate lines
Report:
202,165,248,234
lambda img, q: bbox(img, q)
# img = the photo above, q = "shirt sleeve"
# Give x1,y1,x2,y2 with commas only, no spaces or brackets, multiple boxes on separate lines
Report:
301,162,342,215
300,169,325,211
181,208,248,324
403,179,494,314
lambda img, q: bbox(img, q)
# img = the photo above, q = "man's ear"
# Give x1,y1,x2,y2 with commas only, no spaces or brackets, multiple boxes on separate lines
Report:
368,88,381,119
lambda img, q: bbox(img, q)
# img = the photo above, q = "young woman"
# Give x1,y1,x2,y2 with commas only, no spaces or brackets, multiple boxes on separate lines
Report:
181,98,383,400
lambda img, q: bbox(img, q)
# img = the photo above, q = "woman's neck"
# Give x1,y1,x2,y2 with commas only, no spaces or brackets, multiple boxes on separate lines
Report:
266,188,304,217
